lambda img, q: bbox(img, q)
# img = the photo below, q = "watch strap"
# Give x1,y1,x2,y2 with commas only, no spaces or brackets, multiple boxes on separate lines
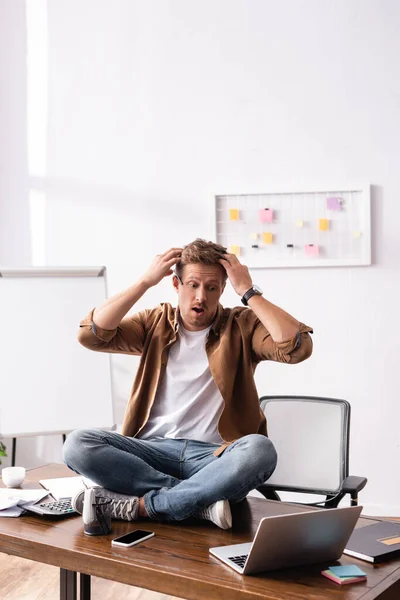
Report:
241,287,261,306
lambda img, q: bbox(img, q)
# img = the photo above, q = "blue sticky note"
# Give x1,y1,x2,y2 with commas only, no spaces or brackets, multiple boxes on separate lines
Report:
329,565,366,577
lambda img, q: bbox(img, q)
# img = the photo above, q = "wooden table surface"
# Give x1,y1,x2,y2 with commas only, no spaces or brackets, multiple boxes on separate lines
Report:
1,463,400,600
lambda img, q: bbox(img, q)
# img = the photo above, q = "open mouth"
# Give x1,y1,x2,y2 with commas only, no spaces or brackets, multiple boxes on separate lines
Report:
192,307,205,315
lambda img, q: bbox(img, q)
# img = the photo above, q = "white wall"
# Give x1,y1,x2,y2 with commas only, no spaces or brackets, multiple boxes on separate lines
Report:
0,2,61,468
0,1,31,264
1,0,399,515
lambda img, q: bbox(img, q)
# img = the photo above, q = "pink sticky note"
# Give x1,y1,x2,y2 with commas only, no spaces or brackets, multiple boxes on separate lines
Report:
305,244,319,256
259,208,273,223
326,197,342,210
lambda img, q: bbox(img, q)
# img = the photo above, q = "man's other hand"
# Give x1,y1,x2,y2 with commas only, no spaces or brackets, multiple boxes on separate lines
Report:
218,253,253,297
142,248,182,288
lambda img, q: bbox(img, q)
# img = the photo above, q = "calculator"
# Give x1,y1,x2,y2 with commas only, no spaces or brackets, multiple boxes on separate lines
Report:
24,498,77,517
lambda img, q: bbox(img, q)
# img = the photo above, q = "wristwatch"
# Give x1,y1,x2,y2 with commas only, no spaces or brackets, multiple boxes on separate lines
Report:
241,285,263,306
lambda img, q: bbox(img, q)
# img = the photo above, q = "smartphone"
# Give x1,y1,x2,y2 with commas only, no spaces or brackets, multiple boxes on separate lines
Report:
111,529,155,548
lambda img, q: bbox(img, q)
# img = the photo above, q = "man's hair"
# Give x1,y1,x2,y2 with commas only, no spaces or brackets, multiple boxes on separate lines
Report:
175,238,228,281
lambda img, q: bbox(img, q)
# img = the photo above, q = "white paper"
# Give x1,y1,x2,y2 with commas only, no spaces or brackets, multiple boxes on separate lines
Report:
39,475,98,500
0,506,25,517
0,498,19,511
17,491,49,506
0,489,49,517
0,488,48,503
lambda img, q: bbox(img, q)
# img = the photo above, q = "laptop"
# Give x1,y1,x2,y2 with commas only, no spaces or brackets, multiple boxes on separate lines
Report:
210,504,362,575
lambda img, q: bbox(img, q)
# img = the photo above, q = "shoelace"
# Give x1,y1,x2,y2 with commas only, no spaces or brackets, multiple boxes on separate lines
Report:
111,498,138,521
197,506,212,520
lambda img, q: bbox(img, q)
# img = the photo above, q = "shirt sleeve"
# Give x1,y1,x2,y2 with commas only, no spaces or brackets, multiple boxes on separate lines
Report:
77,308,148,355
251,321,313,364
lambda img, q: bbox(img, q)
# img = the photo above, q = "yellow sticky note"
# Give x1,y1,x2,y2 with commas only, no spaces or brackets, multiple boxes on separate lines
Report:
262,232,273,244
229,245,240,256
229,208,239,221
296,220,304,228
319,218,329,231
353,230,361,238
250,232,258,240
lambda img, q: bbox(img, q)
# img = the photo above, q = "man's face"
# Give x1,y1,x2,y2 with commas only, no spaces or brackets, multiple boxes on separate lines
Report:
173,263,226,331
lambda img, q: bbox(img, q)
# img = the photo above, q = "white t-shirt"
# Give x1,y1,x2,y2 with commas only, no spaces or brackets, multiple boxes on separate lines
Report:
138,324,224,444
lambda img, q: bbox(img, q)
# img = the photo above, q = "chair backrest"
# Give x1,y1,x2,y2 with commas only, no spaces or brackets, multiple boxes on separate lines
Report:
260,396,350,495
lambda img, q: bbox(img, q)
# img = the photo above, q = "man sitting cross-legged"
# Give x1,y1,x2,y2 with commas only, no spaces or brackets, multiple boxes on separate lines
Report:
63,239,313,529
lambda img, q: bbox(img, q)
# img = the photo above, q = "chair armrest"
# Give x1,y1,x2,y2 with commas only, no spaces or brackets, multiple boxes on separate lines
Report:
255,476,368,508
341,475,368,496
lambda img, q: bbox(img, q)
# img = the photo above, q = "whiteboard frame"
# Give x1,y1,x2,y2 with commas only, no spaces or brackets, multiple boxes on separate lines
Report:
0,266,106,278
214,184,371,268
0,266,115,438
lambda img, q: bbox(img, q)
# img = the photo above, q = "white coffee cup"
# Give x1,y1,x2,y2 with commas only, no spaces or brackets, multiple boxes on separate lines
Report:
1,466,26,488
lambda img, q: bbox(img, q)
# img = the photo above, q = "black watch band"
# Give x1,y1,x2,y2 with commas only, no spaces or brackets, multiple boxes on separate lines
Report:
241,285,263,306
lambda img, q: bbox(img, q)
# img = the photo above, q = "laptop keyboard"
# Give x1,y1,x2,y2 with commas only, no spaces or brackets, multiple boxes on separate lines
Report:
228,554,248,568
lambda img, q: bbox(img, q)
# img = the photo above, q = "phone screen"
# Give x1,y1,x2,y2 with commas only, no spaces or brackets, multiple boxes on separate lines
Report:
112,530,153,545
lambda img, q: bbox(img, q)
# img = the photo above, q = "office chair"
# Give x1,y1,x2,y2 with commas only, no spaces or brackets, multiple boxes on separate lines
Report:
256,396,367,508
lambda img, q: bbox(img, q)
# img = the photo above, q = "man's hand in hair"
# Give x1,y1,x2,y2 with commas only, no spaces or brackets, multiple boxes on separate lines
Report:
218,253,253,297
142,248,182,288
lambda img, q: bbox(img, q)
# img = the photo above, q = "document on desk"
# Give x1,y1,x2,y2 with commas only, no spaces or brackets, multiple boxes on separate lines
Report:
39,476,98,500
0,489,49,517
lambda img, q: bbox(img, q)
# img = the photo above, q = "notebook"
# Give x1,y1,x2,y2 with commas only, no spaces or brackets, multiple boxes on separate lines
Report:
344,520,400,563
209,505,362,575
39,476,97,500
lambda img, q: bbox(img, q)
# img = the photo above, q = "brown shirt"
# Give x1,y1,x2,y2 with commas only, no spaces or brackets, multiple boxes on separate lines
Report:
78,303,313,455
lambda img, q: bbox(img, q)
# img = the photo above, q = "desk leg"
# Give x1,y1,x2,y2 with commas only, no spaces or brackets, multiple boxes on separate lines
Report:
80,573,91,600
60,569,77,600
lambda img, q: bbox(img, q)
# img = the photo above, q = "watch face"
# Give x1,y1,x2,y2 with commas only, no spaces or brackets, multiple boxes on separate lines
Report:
253,285,263,294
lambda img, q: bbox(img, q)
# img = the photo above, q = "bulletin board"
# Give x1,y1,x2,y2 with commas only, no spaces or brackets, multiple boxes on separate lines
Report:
215,186,371,268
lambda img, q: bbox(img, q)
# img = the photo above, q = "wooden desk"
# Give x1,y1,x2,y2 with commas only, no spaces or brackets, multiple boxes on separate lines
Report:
1,464,400,600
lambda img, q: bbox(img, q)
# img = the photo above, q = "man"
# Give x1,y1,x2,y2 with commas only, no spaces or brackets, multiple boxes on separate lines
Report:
63,239,313,529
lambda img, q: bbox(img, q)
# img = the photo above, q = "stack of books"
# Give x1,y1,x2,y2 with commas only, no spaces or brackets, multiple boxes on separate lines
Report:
322,565,367,585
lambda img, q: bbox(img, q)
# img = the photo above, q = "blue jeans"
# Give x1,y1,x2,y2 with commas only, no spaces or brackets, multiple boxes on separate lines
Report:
62,430,277,522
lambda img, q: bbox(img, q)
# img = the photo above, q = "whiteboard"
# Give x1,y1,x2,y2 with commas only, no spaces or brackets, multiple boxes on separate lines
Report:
0,267,115,437
215,185,371,267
